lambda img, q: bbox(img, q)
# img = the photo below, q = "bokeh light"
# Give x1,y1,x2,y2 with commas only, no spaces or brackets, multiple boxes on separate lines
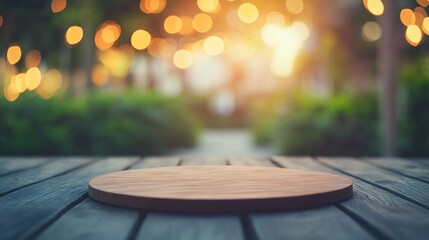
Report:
197,0,220,13
361,21,382,42
204,35,225,56
400,9,416,26
406,24,423,46
13,73,27,93
99,49,131,78
131,29,152,50
100,21,121,44
91,65,109,86
65,25,84,45
37,69,63,99
286,0,304,15
7,45,22,65
140,0,167,14
25,50,42,68
4,83,20,102
179,16,194,35
173,49,193,69
25,67,42,90
423,17,429,35
51,0,67,13
363,0,384,16
266,11,286,25
0,15,3,27
164,15,182,34
192,13,213,33
414,7,427,27
417,0,429,7
237,3,259,24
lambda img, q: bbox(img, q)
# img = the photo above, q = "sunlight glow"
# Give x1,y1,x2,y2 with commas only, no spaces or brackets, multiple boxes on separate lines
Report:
261,21,309,77
286,0,304,15
266,11,286,25
173,49,194,69
203,36,225,56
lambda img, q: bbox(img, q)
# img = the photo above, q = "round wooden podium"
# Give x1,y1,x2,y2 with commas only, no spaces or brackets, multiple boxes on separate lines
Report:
88,166,352,212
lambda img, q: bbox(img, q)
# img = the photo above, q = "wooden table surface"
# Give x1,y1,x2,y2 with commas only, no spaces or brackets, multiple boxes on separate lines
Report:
0,156,428,240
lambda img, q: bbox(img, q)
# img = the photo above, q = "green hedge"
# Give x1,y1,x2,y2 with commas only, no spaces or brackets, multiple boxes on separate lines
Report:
0,91,200,155
399,58,429,156
252,92,380,156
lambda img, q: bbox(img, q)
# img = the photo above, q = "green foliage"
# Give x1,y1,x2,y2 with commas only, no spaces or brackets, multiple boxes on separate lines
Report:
0,91,200,155
399,58,429,156
252,92,380,156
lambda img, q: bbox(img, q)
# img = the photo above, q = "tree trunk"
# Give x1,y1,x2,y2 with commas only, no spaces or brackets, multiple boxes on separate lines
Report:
378,0,401,156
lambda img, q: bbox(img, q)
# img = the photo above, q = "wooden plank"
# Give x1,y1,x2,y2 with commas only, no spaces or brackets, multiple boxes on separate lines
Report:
138,213,244,240
133,157,181,168
180,157,226,166
135,157,245,240
0,158,92,197
0,157,138,240
229,157,373,240
273,157,429,240
36,157,174,240
366,158,429,183
0,157,49,176
227,157,276,167
318,157,429,209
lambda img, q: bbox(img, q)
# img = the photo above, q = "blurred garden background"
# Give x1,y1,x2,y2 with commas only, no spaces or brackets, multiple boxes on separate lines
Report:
0,0,429,156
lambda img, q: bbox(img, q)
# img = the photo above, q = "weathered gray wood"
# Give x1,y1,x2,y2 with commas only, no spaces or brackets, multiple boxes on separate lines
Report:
0,157,49,176
0,158,92,196
37,198,140,240
36,157,172,240
0,157,137,240
180,157,226,166
135,157,245,240
273,157,429,240
227,157,276,167
318,157,429,209
229,157,373,240
133,157,181,169
138,213,244,240
366,158,429,183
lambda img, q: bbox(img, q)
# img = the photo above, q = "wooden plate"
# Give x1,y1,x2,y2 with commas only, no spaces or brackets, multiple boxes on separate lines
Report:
88,166,353,212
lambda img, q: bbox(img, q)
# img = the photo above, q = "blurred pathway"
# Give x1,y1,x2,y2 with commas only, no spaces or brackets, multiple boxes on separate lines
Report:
169,129,276,157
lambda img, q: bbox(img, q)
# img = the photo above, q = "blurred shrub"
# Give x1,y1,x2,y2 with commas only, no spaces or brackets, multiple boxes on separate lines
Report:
0,91,200,155
252,92,380,156
399,58,429,156
188,94,248,128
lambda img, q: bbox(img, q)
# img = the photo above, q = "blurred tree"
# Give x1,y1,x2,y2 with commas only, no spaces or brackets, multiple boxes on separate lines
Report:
378,0,401,156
